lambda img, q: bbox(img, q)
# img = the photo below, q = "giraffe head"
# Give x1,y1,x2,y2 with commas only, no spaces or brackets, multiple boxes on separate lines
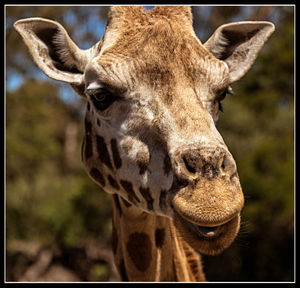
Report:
14,6,274,256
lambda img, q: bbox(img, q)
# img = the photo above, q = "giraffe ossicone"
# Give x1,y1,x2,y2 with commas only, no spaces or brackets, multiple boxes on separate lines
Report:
14,6,274,281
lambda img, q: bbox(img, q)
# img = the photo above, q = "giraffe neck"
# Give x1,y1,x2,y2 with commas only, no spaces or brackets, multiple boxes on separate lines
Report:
111,194,206,282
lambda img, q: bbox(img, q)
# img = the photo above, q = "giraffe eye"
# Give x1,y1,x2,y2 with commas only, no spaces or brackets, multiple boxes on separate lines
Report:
218,102,224,112
87,88,110,101
93,91,108,102
215,86,235,113
218,91,227,102
86,88,117,111
215,91,226,113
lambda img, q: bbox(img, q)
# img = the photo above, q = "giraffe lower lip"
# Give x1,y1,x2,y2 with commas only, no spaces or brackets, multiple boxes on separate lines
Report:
195,225,221,238
174,211,226,239
186,220,223,238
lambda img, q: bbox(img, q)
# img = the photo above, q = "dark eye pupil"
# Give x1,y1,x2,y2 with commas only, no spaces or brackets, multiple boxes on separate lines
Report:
93,92,107,102
219,91,227,101
86,88,116,111
218,102,223,112
215,86,234,114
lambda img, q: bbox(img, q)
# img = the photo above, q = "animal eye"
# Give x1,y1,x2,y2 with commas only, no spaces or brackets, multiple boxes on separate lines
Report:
93,91,108,102
218,102,224,112
218,91,227,102
87,88,110,102
215,91,226,113
86,88,117,111
216,86,234,112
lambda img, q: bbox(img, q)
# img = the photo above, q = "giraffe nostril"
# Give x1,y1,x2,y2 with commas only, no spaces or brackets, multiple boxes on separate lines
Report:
221,157,226,170
220,155,231,173
183,156,196,174
179,147,237,179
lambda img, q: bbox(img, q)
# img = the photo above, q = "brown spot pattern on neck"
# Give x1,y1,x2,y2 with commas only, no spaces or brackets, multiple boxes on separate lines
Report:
126,232,152,272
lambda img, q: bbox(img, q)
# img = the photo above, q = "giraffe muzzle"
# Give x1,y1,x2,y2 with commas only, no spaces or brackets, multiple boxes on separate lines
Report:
171,176,244,226
171,175,244,255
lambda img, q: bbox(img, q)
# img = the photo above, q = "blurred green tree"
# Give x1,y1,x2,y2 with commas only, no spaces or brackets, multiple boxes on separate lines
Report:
6,79,113,249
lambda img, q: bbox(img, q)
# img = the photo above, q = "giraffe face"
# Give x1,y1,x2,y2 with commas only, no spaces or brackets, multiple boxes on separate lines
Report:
81,13,244,255
14,6,274,256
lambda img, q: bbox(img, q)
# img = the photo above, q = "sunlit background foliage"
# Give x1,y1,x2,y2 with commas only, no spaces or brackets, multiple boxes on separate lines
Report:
6,5,294,282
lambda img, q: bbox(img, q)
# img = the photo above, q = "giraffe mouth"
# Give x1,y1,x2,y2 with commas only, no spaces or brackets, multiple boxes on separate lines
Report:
173,210,241,255
169,175,244,255
190,223,222,238
174,210,237,239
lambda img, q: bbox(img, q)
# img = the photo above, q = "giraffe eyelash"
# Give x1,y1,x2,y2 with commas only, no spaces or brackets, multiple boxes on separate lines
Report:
227,86,235,95
218,102,224,112
216,86,234,101
216,86,234,113
86,88,119,111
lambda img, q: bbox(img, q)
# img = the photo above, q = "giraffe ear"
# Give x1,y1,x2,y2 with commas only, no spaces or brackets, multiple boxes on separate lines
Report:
204,21,275,83
14,17,93,85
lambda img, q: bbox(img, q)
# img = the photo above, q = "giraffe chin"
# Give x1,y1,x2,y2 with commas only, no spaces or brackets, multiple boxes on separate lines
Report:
173,212,240,256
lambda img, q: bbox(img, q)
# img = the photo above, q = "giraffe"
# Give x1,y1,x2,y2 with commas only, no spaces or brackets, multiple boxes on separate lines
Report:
14,6,275,282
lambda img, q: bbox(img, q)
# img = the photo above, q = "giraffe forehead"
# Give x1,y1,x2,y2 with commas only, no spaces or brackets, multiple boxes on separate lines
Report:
90,14,230,101
94,50,227,83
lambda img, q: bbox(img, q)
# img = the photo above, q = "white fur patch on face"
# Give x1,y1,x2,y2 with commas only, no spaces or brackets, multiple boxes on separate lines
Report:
117,135,174,215
86,81,103,91
119,137,145,165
